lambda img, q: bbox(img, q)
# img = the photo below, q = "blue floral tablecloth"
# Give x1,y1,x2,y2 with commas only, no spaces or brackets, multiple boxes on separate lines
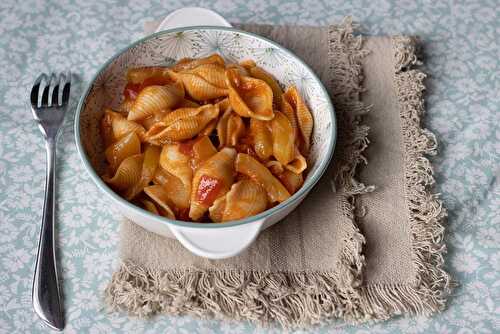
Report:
1,0,498,333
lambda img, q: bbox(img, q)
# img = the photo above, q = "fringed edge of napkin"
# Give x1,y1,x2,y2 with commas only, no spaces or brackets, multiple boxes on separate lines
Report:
104,19,372,329
356,36,451,320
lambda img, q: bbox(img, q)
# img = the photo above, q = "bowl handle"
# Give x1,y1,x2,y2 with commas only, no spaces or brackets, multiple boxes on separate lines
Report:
155,7,232,32
168,220,264,259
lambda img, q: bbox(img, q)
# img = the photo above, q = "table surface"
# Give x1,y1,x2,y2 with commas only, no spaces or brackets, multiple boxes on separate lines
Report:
1,0,499,333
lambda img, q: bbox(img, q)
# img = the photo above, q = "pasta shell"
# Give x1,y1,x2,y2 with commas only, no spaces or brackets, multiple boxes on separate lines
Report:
189,147,236,221
107,109,146,140
141,110,170,130
271,111,295,166
128,83,184,121
226,114,245,147
285,149,307,174
159,143,192,206
178,98,200,108
198,118,217,137
239,59,256,71
265,160,285,175
226,68,274,120
283,86,313,154
162,107,204,126
278,170,304,195
280,98,299,139
217,107,245,148
145,104,219,143
153,167,190,210
216,106,231,148
101,109,116,147
249,66,283,109
216,97,231,113
185,63,227,89
125,144,161,200
103,154,143,191
119,98,134,115
249,118,273,161
226,63,249,76
105,132,141,172
168,69,228,101
190,135,217,170
143,185,176,219
235,153,290,203
221,179,268,221
208,195,226,222
126,66,170,85
142,199,159,215
170,54,225,72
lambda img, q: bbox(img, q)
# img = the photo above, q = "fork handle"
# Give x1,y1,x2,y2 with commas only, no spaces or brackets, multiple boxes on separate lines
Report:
32,138,64,331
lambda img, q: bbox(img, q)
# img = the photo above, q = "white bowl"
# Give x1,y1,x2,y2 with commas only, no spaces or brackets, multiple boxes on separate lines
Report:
75,26,336,259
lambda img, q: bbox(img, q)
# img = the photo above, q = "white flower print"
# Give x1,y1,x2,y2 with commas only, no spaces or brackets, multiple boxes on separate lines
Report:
451,253,480,274
2,248,30,272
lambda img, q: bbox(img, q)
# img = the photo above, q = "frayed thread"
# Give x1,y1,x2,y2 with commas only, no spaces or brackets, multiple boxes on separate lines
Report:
354,36,451,320
105,263,370,328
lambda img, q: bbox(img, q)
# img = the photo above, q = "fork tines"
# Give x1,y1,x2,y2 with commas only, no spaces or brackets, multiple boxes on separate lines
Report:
31,72,71,108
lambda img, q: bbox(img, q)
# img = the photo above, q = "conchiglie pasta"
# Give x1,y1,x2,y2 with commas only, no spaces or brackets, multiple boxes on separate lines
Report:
126,66,171,85
226,68,274,121
249,66,283,109
119,98,134,115
106,109,146,140
141,110,170,130
100,54,314,223
283,86,313,154
190,147,236,221
125,144,160,200
190,135,217,170
128,83,184,121
159,143,192,203
167,69,228,101
285,149,307,174
170,54,225,72
185,63,227,89
105,132,141,172
210,179,268,222
271,111,295,166
278,170,304,195
144,104,219,144
235,153,290,203
143,185,176,219
101,110,117,147
153,167,190,211
103,154,143,191
249,118,273,161
217,108,245,148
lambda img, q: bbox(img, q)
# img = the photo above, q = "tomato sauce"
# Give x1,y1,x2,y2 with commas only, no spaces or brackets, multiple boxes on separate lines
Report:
196,175,223,206
178,139,196,156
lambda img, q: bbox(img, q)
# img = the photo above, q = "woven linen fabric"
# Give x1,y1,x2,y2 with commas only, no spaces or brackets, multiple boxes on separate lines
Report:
105,20,450,328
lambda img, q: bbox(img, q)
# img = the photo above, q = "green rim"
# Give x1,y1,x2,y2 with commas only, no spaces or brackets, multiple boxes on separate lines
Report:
74,26,337,229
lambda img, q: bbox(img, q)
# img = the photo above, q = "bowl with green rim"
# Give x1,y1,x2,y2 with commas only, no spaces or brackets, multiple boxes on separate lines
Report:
75,26,336,259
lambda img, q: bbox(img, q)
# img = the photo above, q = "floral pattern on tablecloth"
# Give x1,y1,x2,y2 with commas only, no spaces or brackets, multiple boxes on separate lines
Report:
0,0,498,333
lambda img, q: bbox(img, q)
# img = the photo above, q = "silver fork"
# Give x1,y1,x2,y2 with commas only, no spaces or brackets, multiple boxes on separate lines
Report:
30,72,71,331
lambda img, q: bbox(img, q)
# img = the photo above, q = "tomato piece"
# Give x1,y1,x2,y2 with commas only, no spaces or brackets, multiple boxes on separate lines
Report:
196,175,223,206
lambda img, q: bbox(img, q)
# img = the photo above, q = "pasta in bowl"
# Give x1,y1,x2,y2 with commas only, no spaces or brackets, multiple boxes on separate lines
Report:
101,56,312,223
76,27,336,259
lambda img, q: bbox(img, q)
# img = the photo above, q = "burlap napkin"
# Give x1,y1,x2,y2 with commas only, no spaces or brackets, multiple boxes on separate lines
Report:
105,19,450,328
